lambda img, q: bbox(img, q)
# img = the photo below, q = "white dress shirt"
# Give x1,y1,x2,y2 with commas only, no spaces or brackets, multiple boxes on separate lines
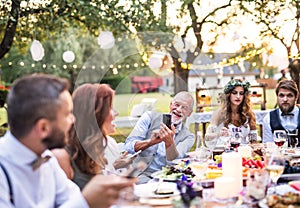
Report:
104,135,127,174
0,131,89,208
262,107,299,143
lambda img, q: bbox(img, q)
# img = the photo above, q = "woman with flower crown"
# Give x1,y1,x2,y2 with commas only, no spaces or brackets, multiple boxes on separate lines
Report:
204,78,258,147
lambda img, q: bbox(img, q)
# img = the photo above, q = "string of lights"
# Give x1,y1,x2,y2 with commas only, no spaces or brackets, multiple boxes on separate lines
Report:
2,48,299,72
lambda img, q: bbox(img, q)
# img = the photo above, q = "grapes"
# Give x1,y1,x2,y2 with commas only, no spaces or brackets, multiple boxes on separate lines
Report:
165,166,195,178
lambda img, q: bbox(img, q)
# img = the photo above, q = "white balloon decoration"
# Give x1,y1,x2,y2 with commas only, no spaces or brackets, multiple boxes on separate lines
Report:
148,53,164,69
62,50,75,63
30,40,44,61
97,31,115,49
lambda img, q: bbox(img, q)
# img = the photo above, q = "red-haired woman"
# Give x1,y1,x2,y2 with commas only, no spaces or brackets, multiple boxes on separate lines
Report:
52,83,134,189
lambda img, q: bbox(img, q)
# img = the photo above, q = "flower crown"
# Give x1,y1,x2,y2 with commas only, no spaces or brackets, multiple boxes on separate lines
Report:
224,79,250,94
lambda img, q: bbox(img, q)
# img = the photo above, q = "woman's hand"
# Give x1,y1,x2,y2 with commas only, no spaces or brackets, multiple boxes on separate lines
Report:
219,127,230,137
113,151,135,169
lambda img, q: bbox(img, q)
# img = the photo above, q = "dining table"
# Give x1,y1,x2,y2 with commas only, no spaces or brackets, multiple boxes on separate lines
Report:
119,144,300,208
121,176,300,208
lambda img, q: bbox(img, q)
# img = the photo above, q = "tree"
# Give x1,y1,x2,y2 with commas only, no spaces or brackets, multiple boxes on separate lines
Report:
0,0,263,94
137,1,238,93
0,0,163,87
238,0,300,102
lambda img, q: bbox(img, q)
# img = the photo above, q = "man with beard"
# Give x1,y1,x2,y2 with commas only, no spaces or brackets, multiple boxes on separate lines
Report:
124,91,194,184
262,79,300,144
0,74,135,207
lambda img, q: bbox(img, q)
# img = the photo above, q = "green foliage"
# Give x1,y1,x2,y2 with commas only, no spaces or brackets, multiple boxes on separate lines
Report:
101,76,131,94
0,89,8,103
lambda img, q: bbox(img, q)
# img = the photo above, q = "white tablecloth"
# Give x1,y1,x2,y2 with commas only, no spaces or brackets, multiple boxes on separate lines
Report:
186,110,270,127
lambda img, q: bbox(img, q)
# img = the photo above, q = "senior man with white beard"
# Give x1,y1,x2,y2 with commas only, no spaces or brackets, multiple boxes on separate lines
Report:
124,91,195,184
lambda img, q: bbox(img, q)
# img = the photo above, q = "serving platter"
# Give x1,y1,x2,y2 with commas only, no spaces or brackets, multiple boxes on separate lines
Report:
134,182,180,199
283,149,300,157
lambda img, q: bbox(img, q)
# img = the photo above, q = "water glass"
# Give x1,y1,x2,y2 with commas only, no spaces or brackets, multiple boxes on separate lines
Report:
264,151,285,194
202,136,217,160
195,131,204,151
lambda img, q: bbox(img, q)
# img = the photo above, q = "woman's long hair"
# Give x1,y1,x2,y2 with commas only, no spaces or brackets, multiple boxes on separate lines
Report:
68,83,114,174
221,79,256,130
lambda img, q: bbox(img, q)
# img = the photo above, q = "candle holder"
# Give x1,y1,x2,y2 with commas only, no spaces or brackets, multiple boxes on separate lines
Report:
214,176,238,203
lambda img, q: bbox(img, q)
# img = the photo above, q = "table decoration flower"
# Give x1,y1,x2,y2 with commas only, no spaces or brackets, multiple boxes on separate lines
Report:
174,174,199,208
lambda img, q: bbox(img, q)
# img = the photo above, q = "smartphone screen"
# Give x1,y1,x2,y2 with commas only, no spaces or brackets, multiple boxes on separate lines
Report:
162,113,172,129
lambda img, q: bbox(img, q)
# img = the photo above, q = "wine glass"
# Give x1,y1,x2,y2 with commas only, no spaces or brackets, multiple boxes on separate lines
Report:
287,129,298,149
264,151,285,194
230,128,242,151
195,131,204,151
273,130,288,149
203,134,218,160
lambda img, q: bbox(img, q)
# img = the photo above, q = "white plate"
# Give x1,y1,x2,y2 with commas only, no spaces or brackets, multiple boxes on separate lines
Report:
134,182,180,198
258,198,268,208
139,197,175,206
284,149,300,156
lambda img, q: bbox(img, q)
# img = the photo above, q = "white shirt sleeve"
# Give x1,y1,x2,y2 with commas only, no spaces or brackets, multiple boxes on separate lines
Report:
51,156,89,208
124,111,152,154
262,112,273,143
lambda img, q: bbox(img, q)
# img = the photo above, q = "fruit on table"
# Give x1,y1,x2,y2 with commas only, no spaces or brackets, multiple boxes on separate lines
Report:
242,157,264,169
206,169,222,179
164,166,196,178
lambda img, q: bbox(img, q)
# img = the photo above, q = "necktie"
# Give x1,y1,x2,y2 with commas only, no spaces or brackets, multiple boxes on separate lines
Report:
32,155,51,171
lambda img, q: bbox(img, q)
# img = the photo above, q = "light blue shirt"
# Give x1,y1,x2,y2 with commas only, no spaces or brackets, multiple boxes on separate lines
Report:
262,107,299,142
0,131,89,208
124,111,194,173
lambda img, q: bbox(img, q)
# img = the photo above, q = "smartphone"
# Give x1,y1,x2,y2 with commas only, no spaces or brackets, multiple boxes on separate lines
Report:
127,150,142,159
163,113,172,129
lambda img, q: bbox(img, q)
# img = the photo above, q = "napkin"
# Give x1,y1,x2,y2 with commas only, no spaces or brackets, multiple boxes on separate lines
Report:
289,181,300,191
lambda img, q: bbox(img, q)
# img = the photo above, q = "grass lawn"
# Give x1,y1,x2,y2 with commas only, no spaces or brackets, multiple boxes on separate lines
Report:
112,89,278,145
